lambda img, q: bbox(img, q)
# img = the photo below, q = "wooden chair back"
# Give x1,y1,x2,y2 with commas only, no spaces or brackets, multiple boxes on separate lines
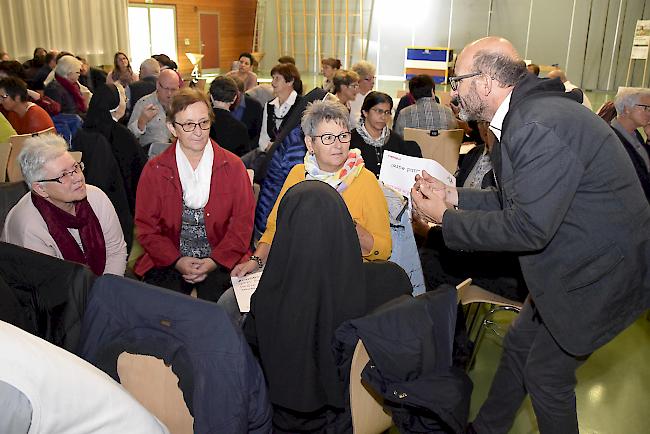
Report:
436,90,452,107
7,127,56,182
350,340,393,434
403,128,464,174
0,142,11,182
117,352,194,434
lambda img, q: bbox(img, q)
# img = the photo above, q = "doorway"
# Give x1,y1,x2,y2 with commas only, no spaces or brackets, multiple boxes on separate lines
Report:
199,13,220,73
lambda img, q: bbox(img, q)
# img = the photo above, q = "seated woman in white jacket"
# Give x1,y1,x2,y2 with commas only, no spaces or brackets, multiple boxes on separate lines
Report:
1,134,127,276
0,320,169,434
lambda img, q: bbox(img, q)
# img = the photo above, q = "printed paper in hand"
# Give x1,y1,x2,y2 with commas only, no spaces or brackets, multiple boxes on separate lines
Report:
231,270,264,313
379,151,455,200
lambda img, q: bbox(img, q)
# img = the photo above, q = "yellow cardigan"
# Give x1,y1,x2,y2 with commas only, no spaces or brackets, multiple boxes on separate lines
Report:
259,164,392,260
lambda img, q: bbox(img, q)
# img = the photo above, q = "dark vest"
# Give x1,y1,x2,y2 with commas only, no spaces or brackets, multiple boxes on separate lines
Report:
266,95,303,141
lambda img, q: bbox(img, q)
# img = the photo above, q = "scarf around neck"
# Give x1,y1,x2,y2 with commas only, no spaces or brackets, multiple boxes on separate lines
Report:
31,191,106,275
304,148,364,193
55,74,87,113
356,118,389,148
175,140,214,209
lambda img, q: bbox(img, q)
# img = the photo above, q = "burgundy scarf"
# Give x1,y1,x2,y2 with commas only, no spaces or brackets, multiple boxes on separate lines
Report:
55,74,87,113
31,192,106,275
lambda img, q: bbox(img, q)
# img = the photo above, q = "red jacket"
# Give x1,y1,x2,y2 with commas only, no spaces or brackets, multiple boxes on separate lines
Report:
134,139,254,277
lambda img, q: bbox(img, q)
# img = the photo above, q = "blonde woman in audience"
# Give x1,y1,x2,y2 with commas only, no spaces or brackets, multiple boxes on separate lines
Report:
226,52,258,91
349,60,376,127
321,57,341,93
232,99,391,277
333,69,360,110
1,134,127,276
135,88,255,302
107,51,139,88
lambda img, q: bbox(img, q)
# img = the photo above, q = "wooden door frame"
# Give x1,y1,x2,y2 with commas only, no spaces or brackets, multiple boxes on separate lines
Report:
199,11,221,73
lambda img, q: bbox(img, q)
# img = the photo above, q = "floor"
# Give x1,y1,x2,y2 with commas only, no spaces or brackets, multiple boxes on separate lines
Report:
465,310,650,434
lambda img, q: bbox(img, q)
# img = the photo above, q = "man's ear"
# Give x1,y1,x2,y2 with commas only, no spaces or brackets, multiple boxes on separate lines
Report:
481,75,493,97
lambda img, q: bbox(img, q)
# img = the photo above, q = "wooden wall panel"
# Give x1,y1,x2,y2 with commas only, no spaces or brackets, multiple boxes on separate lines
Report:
129,0,256,76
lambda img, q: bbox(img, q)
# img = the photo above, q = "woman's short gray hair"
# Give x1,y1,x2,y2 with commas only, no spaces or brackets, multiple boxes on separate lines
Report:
301,100,351,136
614,87,650,114
351,60,376,79
54,55,82,78
19,134,69,189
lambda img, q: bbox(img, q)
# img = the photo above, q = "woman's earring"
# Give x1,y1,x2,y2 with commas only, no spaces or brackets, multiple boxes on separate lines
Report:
310,150,315,155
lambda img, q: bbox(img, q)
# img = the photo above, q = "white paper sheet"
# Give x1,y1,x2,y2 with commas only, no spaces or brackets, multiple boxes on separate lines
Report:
231,270,264,313
379,151,456,202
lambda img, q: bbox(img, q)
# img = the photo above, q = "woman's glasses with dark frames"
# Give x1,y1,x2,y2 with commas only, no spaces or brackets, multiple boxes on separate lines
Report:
173,120,211,132
37,162,85,184
311,132,352,145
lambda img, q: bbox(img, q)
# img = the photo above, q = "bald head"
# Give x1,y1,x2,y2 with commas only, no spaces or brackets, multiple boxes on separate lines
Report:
463,37,520,61
454,36,526,89
157,69,180,107
547,69,567,83
452,36,527,122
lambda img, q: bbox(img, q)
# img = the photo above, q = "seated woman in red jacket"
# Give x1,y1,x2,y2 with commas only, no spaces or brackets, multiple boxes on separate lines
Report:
134,88,255,302
0,76,55,134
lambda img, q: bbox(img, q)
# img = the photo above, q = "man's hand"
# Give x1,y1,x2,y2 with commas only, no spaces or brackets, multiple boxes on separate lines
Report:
414,170,459,206
137,104,159,130
411,182,451,225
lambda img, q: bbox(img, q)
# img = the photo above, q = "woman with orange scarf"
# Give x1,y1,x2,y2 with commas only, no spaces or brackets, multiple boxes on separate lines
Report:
232,99,391,277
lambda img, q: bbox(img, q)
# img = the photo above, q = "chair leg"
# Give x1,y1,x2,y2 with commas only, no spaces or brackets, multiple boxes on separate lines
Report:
467,305,521,372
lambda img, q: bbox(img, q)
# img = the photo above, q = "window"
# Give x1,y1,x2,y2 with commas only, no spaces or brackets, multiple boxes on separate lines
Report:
128,5,178,70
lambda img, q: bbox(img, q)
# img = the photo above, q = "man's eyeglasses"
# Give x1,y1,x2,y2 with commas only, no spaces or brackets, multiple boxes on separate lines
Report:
38,162,85,184
158,83,179,92
370,107,392,116
312,131,352,145
636,104,650,112
173,120,211,132
448,72,483,91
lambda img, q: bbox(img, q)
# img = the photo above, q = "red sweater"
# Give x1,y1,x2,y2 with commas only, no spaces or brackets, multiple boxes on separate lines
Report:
5,103,55,135
134,139,254,276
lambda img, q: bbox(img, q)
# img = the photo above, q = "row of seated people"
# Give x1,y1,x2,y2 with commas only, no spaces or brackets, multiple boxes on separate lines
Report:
3,51,646,305
4,52,647,279
7,63,648,302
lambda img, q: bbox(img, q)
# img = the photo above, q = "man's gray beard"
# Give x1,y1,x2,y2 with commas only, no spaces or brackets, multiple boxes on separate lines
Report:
459,103,491,122
459,107,485,122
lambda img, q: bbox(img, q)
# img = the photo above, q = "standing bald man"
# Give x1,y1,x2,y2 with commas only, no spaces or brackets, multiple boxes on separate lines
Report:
412,37,650,433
